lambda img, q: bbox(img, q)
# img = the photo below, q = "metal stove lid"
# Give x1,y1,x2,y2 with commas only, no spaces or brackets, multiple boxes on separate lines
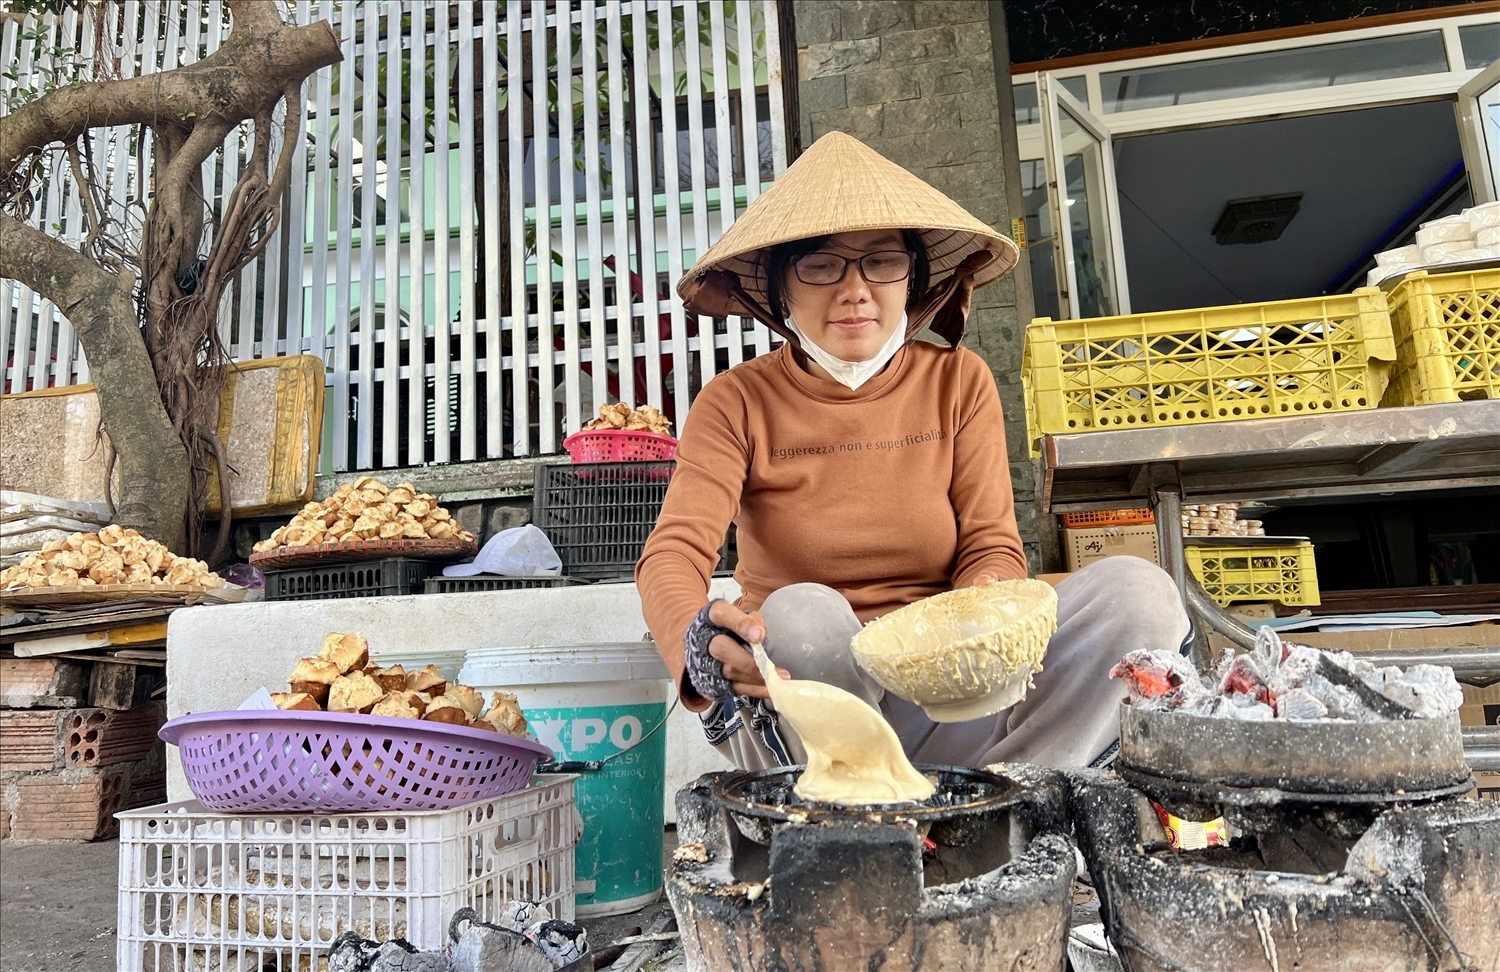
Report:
1117,704,1469,799
712,763,1023,828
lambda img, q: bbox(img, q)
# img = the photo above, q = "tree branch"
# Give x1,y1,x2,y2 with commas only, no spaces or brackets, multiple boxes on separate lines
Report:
0,16,340,175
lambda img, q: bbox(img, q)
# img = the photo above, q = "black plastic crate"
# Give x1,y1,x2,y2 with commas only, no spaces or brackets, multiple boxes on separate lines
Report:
265,558,438,601
423,574,585,594
533,462,735,581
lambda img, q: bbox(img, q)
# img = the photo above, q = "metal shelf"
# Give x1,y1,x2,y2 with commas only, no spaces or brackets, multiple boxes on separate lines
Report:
1042,400,1500,513
1040,401,1500,678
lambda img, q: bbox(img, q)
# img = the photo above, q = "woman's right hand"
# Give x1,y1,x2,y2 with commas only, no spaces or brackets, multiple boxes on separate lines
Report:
706,600,788,699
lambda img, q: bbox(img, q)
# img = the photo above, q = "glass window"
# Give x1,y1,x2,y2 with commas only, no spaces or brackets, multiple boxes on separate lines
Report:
1014,82,1039,126
1461,23,1500,71
1015,78,1087,126
1058,75,1088,103
1101,31,1448,113
1058,108,1117,319
1473,71,1500,199
1020,159,1059,320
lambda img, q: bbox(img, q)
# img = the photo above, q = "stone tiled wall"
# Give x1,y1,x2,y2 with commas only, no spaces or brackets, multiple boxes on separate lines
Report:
793,0,1044,569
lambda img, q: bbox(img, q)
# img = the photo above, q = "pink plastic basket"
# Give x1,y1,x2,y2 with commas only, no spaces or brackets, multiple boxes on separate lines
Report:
563,428,678,463
160,710,554,813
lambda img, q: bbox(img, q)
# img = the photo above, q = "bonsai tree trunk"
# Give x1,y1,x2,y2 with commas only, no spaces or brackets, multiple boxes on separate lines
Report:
0,0,342,553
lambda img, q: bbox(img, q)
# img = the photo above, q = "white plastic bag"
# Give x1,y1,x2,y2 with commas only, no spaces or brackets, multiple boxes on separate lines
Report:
1414,215,1472,248
1421,240,1475,263
1373,245,1420,269
1464,201,1500,235
443,524,562,577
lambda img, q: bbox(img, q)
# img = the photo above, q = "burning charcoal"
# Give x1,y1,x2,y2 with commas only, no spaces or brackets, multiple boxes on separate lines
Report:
1118,629,1461,725
1219,654,1276,708
1109,649,1206,703
1274,687,1328,721
1266,644,1321,698
526,918,589,966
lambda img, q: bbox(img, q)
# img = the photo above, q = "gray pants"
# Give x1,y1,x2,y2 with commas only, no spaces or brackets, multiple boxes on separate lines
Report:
711,557,1190,771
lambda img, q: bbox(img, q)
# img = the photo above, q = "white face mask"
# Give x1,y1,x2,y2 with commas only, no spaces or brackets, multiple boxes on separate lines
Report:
785,312,908,391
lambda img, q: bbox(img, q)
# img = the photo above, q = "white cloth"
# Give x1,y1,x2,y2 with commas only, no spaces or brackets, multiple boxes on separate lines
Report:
710,556,1191,771
785,312,908,390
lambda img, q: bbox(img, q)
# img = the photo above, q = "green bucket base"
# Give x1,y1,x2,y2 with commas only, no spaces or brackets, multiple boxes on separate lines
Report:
576,886,663,919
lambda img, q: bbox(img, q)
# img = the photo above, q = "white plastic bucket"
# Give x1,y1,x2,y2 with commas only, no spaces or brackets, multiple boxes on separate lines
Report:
368,649,468,683
460,643,670,917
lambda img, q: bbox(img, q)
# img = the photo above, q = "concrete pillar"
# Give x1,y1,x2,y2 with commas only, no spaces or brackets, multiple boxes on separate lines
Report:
792,0,1044,570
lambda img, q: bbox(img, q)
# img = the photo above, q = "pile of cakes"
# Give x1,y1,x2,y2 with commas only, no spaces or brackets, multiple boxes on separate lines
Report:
274,632,528,738
253,476,475,553
0,525,223,589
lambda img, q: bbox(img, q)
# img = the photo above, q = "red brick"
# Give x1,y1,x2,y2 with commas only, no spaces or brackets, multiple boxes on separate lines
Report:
11,773,119,841
0,787,10,840
0,709,68,774
66,704,164,768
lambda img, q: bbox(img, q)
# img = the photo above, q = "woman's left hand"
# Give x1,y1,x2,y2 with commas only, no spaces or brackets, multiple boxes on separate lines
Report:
971,573,998,587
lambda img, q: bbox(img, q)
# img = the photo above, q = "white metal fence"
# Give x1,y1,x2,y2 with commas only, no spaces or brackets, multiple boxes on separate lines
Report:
1,0,791,471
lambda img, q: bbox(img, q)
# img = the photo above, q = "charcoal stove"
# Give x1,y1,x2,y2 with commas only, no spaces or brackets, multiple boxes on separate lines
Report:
667,763,1076,972
1073,707,1500,972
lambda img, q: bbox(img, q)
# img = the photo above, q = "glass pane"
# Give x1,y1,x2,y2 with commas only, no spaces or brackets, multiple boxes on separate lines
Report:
1021,159,1060,320
1461,23,1500,71
1058,75,1088,103
1476,75,1500,197
1014,82,1039,126
1102,31,1448,113
1058,107,1116,318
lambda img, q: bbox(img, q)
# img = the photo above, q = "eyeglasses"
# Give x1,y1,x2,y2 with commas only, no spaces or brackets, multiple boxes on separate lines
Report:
791,250,915,286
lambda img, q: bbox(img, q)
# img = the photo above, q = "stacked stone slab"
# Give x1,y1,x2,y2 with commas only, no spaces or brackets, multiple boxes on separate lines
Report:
0,658,166,840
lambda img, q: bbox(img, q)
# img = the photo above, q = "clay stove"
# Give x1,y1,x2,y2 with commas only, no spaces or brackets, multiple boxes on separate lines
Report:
666,763,1075,972
1073,707,1500,972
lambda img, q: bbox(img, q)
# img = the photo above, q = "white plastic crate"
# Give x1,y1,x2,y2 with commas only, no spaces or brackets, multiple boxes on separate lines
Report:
117,776,576,972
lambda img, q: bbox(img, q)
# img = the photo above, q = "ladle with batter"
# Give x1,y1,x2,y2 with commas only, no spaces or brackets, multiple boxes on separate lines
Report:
753,643,935,806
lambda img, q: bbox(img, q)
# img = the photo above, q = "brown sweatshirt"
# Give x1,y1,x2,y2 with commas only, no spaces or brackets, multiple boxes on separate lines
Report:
636,340,1028,711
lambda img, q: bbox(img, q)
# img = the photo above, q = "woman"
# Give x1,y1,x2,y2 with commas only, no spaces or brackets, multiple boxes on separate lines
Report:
637,132,1186,773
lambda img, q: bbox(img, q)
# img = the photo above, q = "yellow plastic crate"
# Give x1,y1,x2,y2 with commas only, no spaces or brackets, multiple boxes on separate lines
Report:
1022,288,1395,451
1185,542,1320,607
1380,268,1500,406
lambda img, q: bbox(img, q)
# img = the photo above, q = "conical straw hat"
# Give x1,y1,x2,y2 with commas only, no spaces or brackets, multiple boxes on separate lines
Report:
677,131,1019,331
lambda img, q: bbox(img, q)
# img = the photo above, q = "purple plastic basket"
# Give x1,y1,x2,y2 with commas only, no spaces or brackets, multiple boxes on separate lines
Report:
160,710,555,813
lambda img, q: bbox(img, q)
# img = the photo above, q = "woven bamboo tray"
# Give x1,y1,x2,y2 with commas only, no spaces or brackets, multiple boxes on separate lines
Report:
0,583,218,607
248,537,478,570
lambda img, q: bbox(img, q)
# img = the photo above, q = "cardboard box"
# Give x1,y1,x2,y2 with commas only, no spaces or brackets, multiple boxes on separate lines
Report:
1461,682,1500,728
1063,525,1160,572
1227,603,1276,621
1209,622,1500,657
1475,771,1500,802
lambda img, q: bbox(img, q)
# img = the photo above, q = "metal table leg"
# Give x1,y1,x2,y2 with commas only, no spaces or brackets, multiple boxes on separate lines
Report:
1152,483,1256,669
1153,484,1187,603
